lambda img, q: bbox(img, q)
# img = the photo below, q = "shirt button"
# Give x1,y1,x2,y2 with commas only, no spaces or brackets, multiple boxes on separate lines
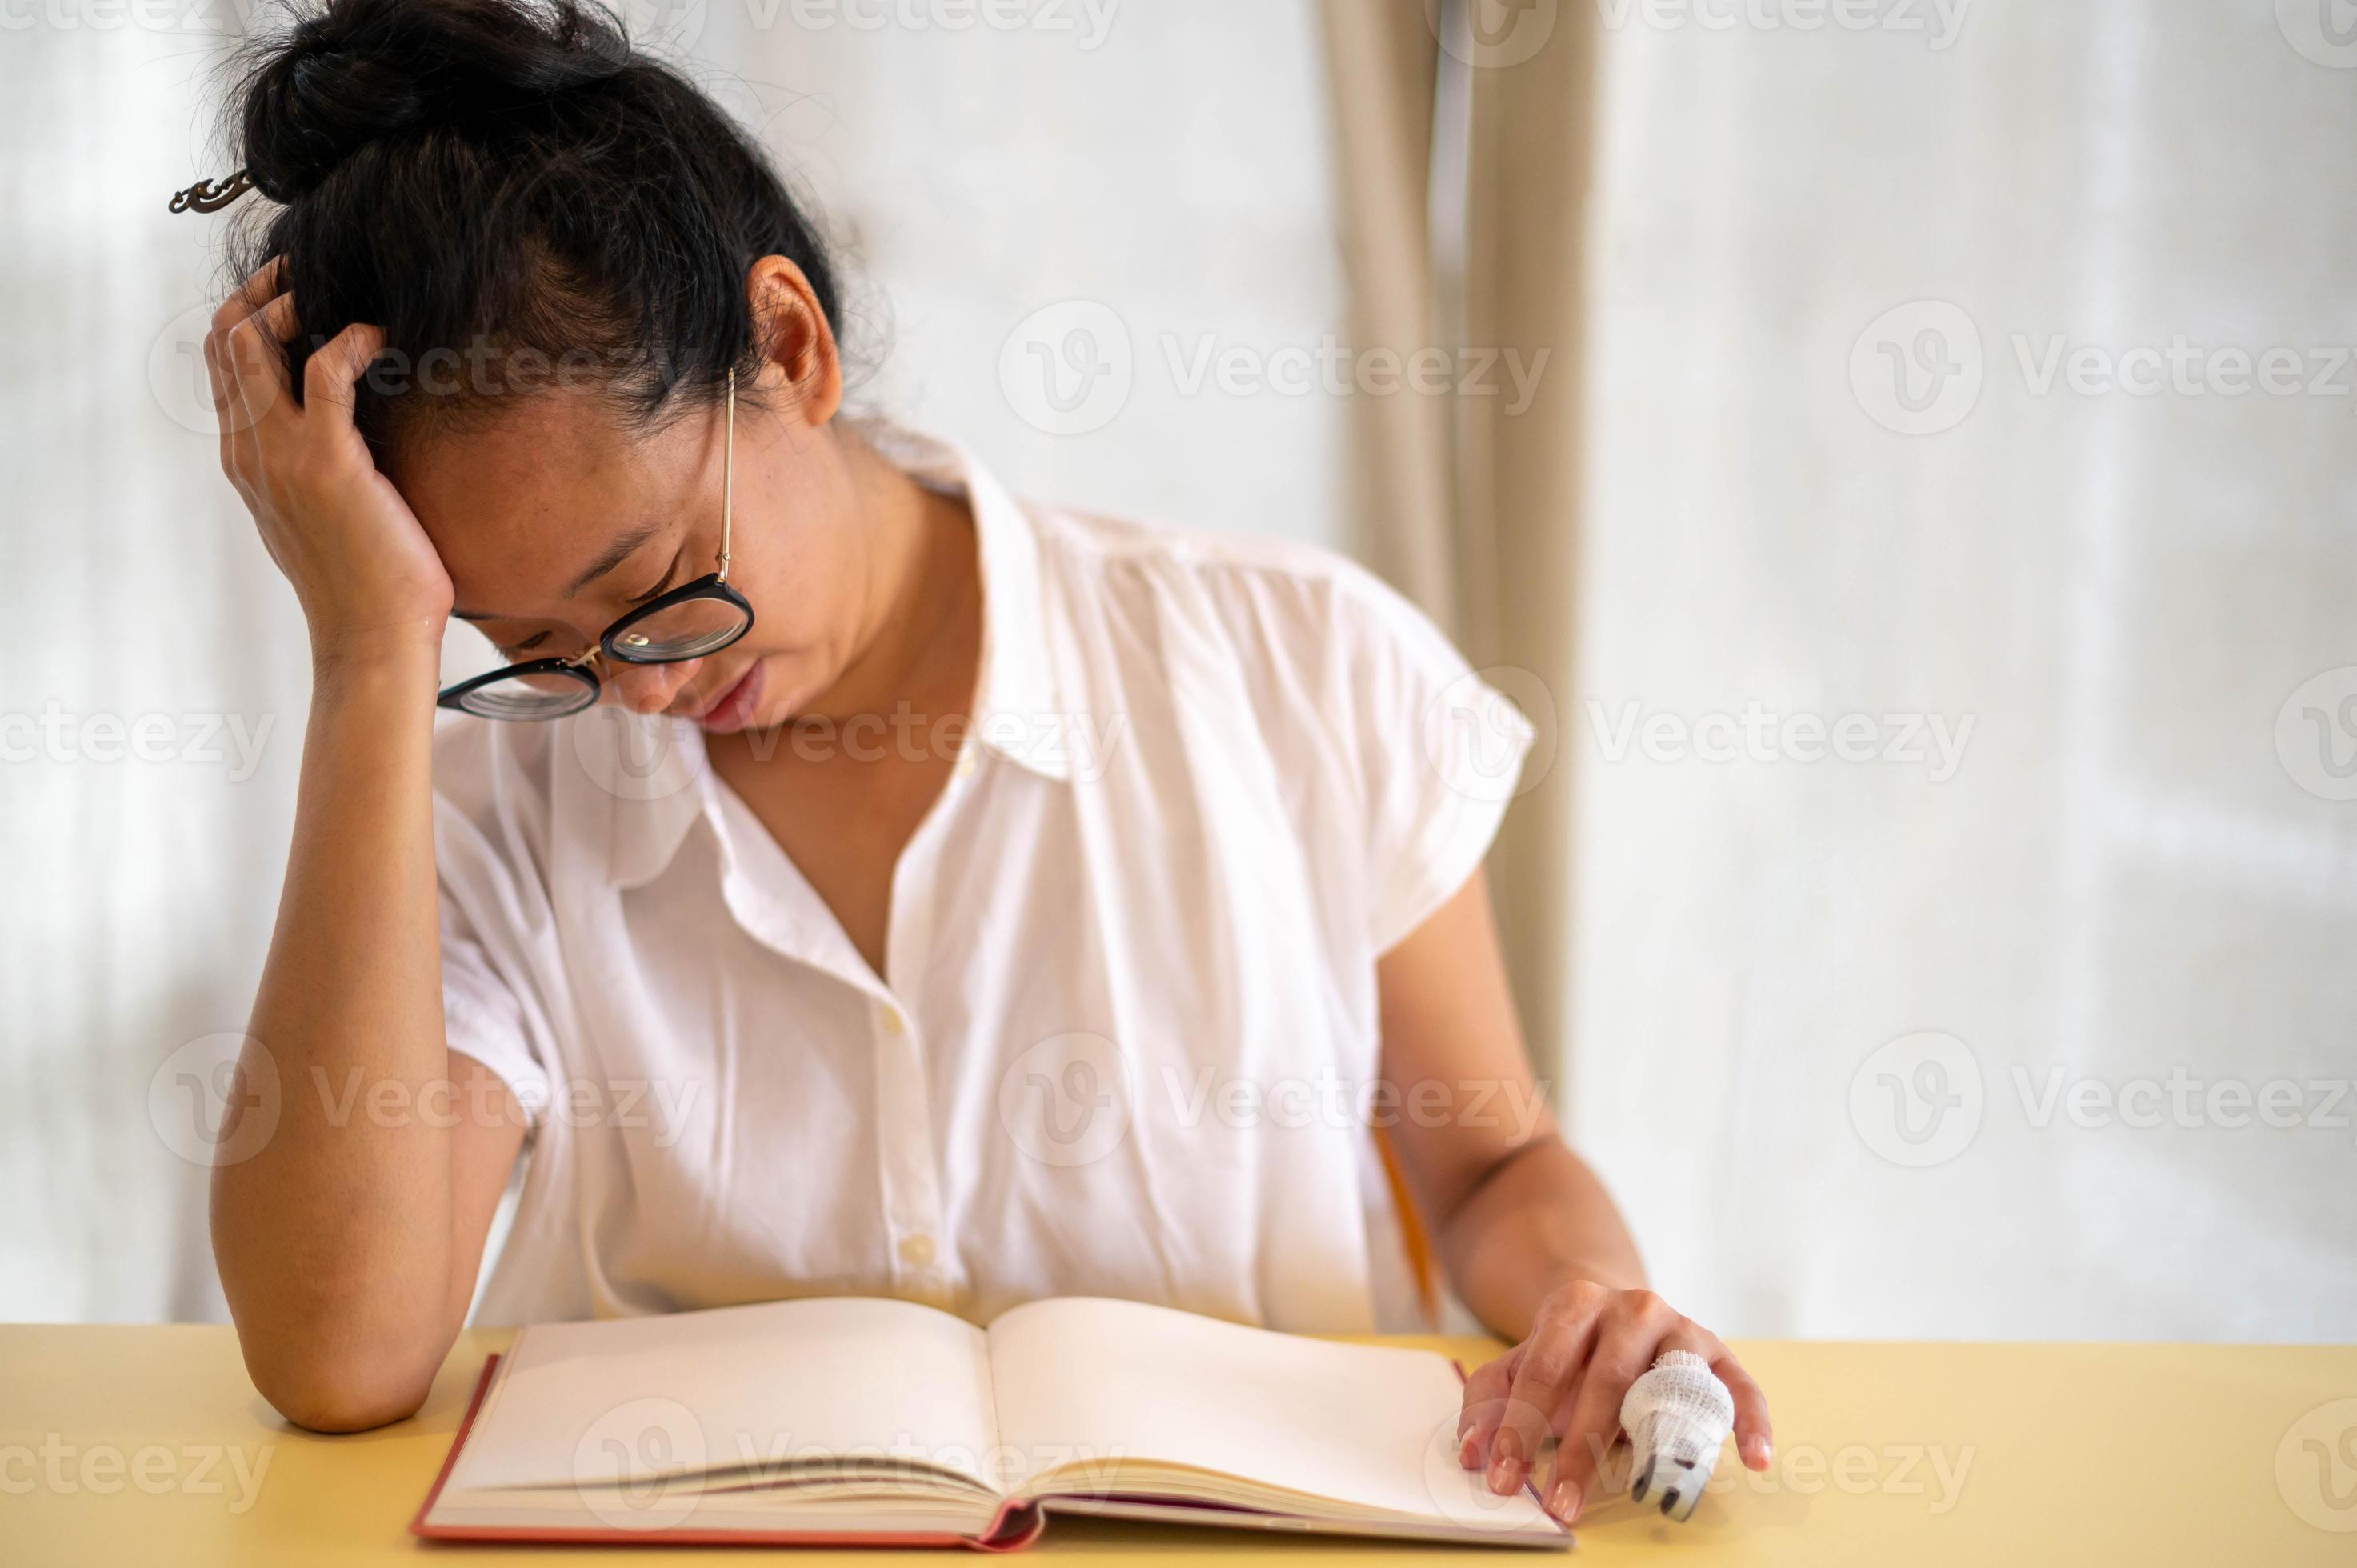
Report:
880,1006,905,1036
955,752,977,780
898,1234,935,1269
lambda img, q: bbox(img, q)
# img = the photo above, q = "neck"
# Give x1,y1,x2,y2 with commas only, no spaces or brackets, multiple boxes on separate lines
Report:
793,430,979,727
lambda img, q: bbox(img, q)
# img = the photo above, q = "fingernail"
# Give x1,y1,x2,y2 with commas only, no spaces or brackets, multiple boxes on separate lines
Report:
1487,1453,1519,1496
1547,1479,1583,1522
1459,1436,1480,1470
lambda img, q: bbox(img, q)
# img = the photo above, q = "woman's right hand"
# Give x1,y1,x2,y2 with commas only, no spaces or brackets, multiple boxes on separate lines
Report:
205,258,455,667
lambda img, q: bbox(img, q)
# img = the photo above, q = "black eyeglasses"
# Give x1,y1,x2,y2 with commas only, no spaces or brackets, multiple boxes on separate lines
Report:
436,371,755,721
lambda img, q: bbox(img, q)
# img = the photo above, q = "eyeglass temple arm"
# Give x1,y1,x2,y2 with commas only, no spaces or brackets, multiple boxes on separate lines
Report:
718,368,735,582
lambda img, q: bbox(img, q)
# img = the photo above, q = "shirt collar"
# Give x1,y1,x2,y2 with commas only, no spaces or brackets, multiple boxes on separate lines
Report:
862,420,1071,784
586,421,1069,892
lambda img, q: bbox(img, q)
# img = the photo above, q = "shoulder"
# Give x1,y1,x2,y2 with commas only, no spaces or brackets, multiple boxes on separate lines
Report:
1023,501,1461,691
433,710,556,814
430,714,566,887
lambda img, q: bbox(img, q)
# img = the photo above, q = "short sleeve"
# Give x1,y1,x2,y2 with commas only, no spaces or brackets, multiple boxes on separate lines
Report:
437,877,552,1122
431,724,558,1123
1338,572,1538,954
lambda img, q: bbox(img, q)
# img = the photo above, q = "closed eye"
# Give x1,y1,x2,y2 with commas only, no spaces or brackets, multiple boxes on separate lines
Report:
626,548,687,606
488,542,686,657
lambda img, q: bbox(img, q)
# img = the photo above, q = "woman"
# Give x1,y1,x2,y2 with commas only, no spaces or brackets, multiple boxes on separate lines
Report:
198,0,1769,1524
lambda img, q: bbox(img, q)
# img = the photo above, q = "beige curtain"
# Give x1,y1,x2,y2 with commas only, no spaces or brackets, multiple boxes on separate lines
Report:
1315,0,1596,1090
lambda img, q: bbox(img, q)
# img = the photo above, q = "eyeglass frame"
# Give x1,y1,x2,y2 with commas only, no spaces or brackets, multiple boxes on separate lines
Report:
434,368,755,719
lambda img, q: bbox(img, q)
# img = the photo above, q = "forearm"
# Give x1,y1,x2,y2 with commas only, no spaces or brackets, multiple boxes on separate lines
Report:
210,642,463,1426
1436,1137,1646,1343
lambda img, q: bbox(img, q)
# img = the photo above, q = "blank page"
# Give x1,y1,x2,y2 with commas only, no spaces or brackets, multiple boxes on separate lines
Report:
986,1296,1555,1530
449,1296,1000,1494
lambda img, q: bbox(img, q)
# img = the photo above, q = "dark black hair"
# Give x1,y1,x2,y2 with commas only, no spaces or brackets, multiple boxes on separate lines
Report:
224,0,843,452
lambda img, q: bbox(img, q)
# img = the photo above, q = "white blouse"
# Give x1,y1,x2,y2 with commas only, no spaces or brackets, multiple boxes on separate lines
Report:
433,424,1533,1333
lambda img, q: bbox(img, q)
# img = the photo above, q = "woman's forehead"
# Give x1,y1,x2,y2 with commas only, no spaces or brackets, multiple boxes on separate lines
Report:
401,392,711,609
405,383,711,506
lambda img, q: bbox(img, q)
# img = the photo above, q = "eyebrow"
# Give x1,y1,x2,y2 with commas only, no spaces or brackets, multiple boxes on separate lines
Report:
450,521,666,622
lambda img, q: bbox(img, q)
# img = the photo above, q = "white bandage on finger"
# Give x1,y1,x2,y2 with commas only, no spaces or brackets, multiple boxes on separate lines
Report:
1618,1349,1735,1523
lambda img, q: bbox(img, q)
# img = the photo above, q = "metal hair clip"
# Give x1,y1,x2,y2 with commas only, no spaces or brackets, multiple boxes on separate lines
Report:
168,168,255,214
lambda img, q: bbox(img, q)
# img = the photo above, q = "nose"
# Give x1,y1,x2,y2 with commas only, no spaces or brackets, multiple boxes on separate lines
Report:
608,659,698,715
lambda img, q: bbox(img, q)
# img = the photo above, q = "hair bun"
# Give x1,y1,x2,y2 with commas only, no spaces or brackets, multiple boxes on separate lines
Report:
238,0,633,204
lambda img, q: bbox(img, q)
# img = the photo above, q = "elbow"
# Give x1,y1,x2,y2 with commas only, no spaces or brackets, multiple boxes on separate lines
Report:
213,1206,458,1433
247,1349,439,1434
221,1296,447,1433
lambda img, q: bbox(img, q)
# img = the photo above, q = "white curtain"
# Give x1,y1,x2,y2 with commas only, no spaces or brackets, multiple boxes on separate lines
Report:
0,1,1347,1322
2,26,314,1322
1571,0,2357,1341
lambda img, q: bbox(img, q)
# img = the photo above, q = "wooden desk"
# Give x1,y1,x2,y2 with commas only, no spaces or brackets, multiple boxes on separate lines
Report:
3,1326,2351,1564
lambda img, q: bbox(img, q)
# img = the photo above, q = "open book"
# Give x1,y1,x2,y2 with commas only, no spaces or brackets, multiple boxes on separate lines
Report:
414,1294,1568,1550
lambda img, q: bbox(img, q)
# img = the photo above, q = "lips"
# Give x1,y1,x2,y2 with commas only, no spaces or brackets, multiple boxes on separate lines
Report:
690,661,765,734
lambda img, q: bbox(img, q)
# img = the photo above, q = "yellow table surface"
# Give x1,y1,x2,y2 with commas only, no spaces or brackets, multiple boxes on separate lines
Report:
3,1326,2353,1565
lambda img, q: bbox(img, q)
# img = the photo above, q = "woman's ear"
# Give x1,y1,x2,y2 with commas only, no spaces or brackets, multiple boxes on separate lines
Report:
745,254,843,424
